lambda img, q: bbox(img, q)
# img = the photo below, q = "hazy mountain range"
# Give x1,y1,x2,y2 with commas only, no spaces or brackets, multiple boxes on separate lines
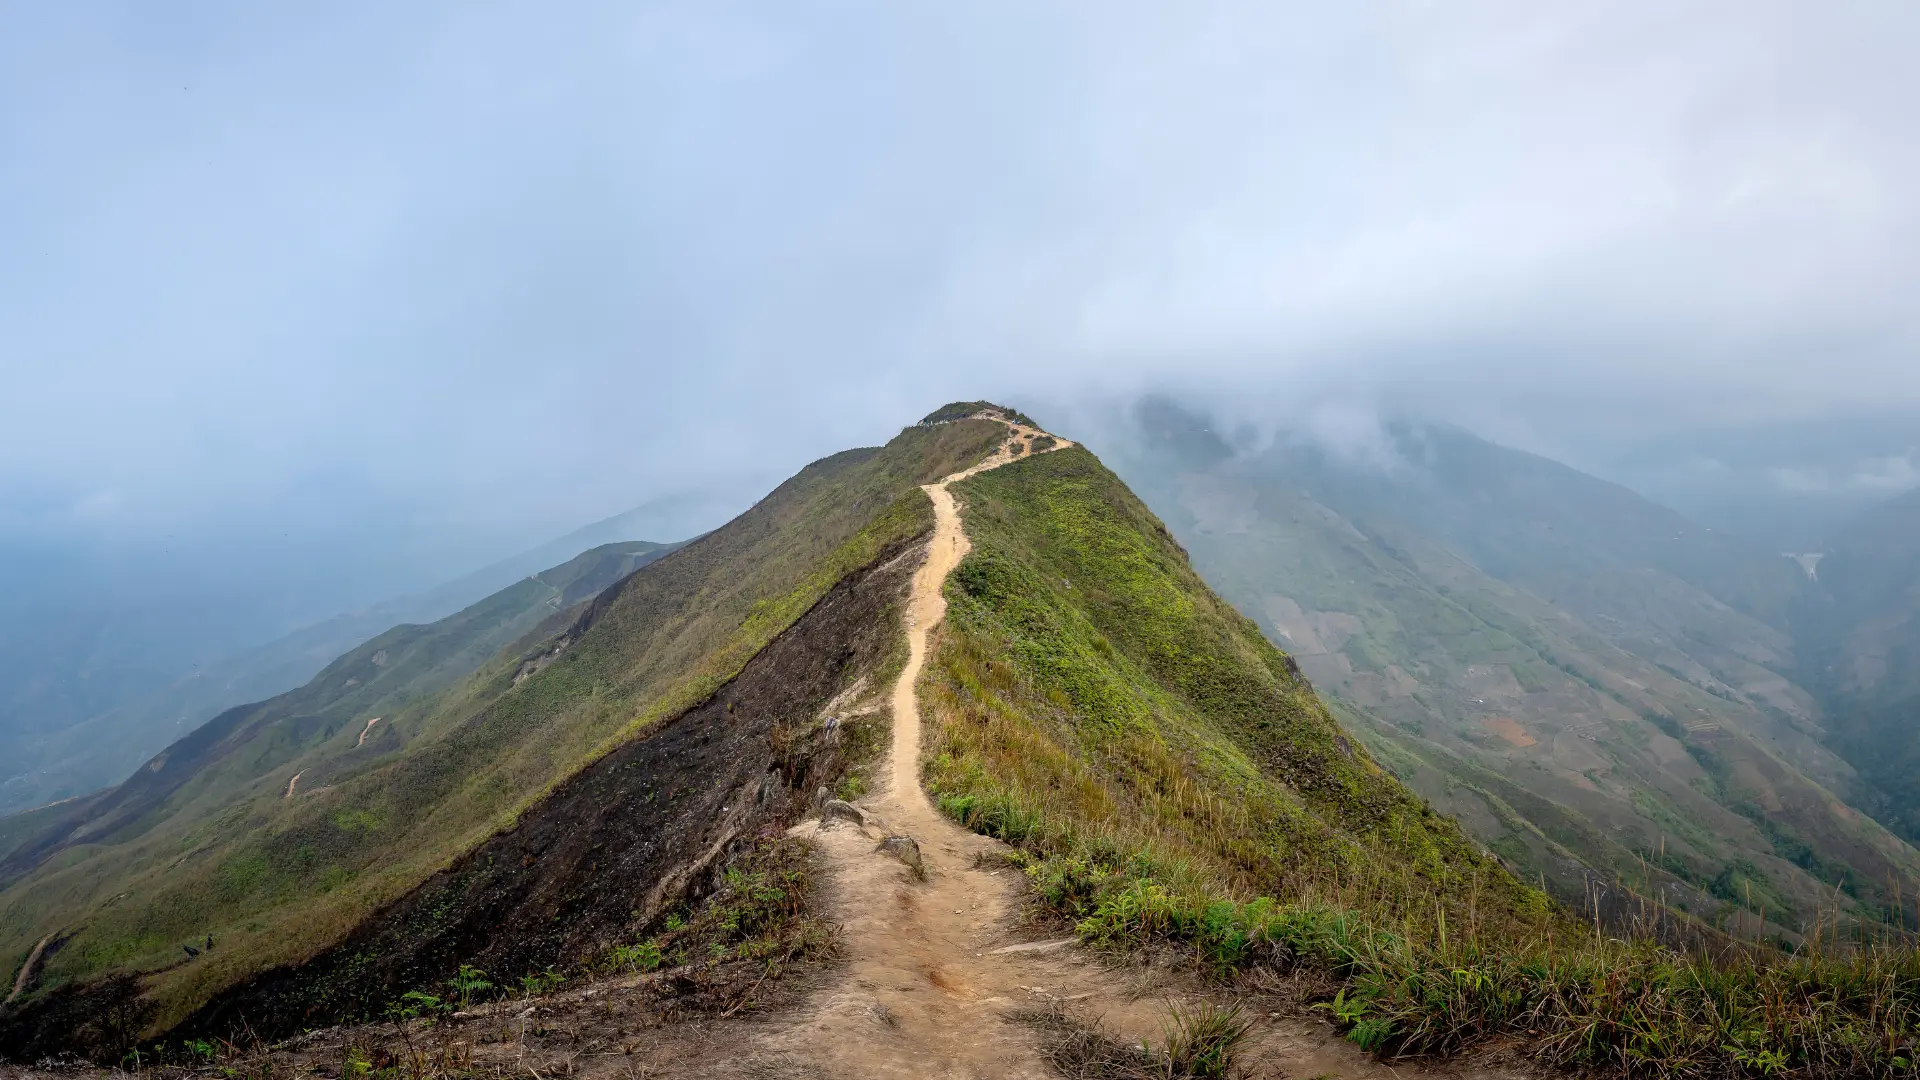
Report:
0,492,742,816
1793,487,1920,840
1109,398,1920,939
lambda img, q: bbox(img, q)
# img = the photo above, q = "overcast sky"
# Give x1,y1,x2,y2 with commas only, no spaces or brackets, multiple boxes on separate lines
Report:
4,2,1917,578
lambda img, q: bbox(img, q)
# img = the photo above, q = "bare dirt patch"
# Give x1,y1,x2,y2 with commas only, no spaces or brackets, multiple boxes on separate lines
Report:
1482,716,1538,748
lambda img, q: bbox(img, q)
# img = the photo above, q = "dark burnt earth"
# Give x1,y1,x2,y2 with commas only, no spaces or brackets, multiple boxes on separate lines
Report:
2,537,919,1059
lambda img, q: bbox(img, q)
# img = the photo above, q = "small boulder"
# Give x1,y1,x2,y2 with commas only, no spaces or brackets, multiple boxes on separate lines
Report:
875,835,926,880
821,799,869,827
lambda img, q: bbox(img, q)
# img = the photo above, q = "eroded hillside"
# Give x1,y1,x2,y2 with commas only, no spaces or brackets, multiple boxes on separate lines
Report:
0,418,1003,1055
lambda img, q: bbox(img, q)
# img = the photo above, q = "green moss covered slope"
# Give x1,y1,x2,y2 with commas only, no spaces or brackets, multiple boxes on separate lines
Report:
924,444,1549,943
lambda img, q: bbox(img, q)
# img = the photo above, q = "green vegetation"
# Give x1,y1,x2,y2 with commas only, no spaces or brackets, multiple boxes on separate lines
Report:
0,540,676,892
0,418,1004,1039
1305,927,1920,1075
396,834,831,1011
593,837,833,1012
920,400,1039,427
1159,1001,1255,1078
516,968,564,997
1111,401,1920,942
925,446,1542,939
924,444,1920,1077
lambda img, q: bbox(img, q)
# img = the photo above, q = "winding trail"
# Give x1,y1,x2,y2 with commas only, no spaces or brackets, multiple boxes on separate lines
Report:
746,416,1491,1079
754,416,1088,1078
886,419,1052,828
5,934,54,1006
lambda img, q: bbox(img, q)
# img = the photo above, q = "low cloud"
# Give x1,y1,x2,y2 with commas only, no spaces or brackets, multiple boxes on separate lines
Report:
1,2,1916,563
1767,454,1920,495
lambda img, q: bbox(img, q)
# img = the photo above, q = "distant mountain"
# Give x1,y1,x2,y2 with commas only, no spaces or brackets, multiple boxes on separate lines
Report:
0,493,737,816
1110,399,1920,939
1587,414,1920,551
1794,488,1920,840
0,539,675,883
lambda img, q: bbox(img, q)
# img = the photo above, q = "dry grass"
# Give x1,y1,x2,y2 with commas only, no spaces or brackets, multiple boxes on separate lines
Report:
1014,999,1255,1080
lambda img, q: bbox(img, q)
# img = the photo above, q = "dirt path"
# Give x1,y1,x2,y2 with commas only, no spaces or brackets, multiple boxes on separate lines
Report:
744,417,1502,1079
5,934,54,1006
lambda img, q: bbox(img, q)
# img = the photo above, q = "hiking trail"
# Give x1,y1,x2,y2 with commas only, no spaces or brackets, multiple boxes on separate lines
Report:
748,415,1492,1079
122,415,1523,1080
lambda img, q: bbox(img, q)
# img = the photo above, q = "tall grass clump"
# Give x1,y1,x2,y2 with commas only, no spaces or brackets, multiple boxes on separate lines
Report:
957,778,1920,1077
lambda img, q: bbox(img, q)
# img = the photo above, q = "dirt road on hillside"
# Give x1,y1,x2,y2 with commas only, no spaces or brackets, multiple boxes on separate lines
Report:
740,416,1511,1079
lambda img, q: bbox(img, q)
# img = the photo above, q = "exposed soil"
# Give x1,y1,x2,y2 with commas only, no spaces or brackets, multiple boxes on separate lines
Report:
1481,717,1537,748
4,938,52,1007
172,538,924,1045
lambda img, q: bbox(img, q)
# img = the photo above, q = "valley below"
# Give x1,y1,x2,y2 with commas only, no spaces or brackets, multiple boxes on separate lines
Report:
1113,401,1920,952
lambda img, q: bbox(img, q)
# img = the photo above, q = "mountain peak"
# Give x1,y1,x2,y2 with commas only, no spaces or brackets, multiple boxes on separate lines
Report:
918,400,1040,428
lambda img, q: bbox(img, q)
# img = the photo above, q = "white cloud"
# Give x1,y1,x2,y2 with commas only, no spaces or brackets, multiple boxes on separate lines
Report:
1,1,1916,552
1765,454,1920,494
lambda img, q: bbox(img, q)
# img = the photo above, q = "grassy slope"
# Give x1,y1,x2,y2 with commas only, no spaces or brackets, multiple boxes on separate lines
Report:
0,803,79,867
0,420,1004,1033
0,541,677,889
923,443,1920,1077
923,445,1549,946
1181,479,1918,933
0,539,680,819
1107,410,1920,940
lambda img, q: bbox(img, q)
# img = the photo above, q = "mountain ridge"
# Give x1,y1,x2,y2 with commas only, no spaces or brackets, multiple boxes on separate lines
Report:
7,403,1919,1077
0,540,678,890
1,406,1530,1061
0,416,1005,1052
1110,400,1920,940
0,493,740,818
